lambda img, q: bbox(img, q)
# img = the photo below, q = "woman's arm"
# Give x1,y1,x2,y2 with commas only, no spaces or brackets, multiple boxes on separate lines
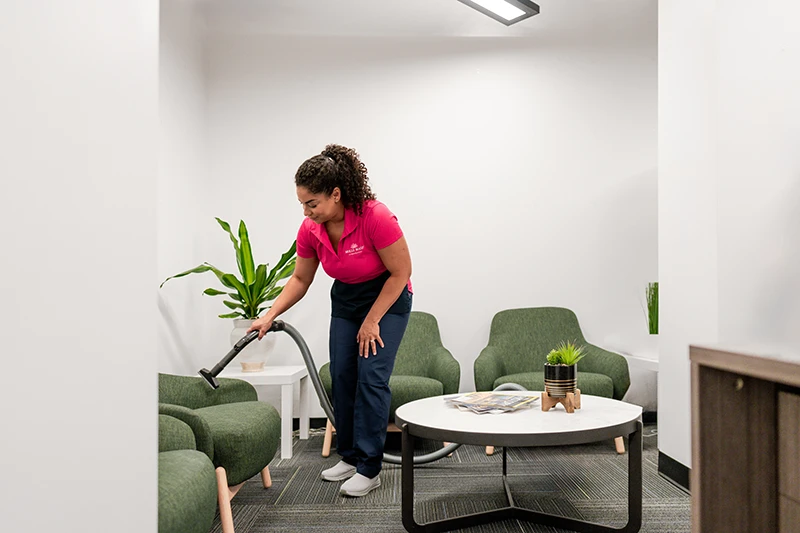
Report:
248,255,320,338
358,236,412,356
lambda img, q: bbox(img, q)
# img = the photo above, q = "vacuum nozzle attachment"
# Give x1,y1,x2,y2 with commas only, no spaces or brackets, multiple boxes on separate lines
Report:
199,320,285,389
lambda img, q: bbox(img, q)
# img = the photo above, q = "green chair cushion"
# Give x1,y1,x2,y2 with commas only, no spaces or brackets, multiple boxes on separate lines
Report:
493,371,615,399
388,375,444,420
195,401,280,486
158,450,217,533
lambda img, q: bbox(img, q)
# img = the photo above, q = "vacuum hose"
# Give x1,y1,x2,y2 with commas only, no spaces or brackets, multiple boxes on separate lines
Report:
200,320,525,465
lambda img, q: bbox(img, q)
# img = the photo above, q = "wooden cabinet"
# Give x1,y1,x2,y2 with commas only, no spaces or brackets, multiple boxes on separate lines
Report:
780,391,800,532
690,345,800,533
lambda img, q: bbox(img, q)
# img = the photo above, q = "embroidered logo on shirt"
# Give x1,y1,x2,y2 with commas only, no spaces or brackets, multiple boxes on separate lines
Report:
345,243,365,256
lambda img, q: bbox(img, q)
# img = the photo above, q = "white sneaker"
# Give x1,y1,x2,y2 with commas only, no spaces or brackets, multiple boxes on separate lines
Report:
321,461,357,481
339,473,381,497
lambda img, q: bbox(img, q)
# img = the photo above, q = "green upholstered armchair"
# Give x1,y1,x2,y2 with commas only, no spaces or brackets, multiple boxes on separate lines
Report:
158,414,217,533
158,373,281,533
319,311,460,456
474,307,631,455
474,307,630,399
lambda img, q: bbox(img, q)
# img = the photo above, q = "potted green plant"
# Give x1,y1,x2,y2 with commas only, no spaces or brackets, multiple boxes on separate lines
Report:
645,282,658,335
543,341,586,399
160,217,297,371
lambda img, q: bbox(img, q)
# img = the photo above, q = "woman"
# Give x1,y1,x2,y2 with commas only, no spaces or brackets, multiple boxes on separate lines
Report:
248,144,413,497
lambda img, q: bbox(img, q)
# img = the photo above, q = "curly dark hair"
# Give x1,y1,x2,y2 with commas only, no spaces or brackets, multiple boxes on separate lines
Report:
294,144,376,216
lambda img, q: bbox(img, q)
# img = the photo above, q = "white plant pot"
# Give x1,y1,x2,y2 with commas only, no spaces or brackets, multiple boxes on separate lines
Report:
230,318,276,372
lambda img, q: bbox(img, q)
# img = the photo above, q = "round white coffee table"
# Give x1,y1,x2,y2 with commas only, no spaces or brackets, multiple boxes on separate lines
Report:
394,392,643,533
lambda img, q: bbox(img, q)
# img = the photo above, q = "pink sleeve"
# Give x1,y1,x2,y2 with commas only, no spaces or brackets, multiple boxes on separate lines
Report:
296,220,317,259
368,202,404,250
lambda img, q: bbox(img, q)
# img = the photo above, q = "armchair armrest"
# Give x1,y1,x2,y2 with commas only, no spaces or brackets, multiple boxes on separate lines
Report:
158,414,197,453
427,346,461,395
581,343,631,400
158,373,258,409
158,403,214,460
212,377,259,404
474,345,507,392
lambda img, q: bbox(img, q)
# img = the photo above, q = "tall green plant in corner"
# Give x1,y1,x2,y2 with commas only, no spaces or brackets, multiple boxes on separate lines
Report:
160,218,297,319
646,282,659,334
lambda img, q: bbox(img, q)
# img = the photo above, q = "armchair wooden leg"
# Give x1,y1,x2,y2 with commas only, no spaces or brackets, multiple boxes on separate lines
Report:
485,446,495,456
322,419,334,458
260,466,272,488
615,436,625,454
216,467,235,533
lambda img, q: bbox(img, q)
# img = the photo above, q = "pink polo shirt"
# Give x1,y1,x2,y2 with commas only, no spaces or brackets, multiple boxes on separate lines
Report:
296,200,412,292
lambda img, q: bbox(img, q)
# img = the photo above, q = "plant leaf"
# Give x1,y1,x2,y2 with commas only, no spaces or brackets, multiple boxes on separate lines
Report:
263,285,284,301
228,292,243,302
223,300,244,310
204,263,237,290
646,282,659,334
218,312,242,319
221,273,251,307
216,217,245,280
261,260,295,300
159,264,213,288
266,241,297,286
238,220,256,285
250,264,268,306
274,259,296,282
203,288,227,296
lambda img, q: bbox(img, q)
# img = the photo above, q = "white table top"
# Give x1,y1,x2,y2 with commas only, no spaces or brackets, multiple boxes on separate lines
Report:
219,364,308,385
394,392,643,447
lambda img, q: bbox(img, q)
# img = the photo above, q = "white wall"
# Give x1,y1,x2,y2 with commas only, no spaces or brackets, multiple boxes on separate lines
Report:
657,0,719,469
659,0,800,470
715,1,800,347
158,0,209,375
0,2,158,531
190,27,658,416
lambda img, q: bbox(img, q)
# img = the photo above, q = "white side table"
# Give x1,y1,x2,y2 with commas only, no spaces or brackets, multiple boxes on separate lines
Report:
218,364,310,459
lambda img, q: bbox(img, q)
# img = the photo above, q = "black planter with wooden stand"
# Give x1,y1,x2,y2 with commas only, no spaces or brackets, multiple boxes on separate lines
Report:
542,363,581,413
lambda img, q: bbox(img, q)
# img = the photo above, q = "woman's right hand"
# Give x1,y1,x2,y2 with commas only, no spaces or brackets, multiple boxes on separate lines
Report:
247,315,274,340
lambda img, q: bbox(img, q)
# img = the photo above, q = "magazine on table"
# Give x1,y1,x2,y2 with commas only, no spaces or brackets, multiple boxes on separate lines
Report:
445,391,539,415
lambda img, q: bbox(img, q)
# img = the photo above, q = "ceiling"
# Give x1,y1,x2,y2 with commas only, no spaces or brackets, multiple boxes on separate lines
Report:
199,0,656,40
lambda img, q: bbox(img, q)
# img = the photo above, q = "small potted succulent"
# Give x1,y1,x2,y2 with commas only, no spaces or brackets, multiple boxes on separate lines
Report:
544,341,586,398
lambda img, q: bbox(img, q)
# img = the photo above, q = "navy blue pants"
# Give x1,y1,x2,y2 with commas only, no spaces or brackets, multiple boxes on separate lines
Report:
329,312,410,478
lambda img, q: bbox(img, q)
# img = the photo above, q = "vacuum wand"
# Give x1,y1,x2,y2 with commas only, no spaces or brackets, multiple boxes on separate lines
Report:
199,320,286,389
199,319,467,465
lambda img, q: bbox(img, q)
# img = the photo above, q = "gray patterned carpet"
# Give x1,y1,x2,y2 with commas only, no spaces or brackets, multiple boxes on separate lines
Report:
211,424,690,533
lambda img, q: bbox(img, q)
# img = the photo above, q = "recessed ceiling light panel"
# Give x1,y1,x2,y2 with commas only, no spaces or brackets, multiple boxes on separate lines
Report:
456,0,540,26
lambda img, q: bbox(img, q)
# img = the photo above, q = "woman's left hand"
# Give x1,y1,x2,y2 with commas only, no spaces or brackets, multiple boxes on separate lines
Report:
357,319,384,358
